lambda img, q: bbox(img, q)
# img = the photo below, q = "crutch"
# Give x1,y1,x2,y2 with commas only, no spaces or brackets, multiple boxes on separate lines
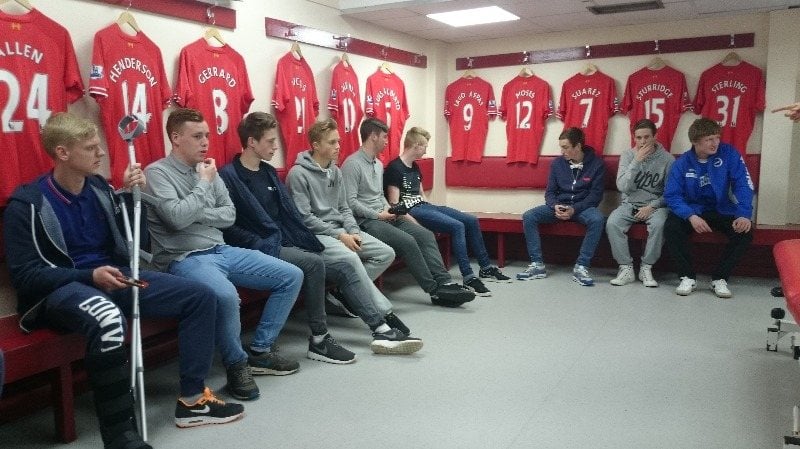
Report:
117,114,147,441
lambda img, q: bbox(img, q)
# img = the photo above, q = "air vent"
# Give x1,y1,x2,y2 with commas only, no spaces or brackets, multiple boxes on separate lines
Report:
587,0,664,15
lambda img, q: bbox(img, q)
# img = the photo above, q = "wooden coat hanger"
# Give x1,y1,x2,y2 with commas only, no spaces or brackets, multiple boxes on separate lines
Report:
647,56,666,70
203,27,225,46
581,63,598,75
518,66,533,77
379,61,392,74
0,0,33,11
117,10,140,34
462,68,476,79
721,51,741,66
290,41,302,59
340,52,350,68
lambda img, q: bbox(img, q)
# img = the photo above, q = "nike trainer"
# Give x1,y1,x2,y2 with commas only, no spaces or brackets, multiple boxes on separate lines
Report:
175,387,244,428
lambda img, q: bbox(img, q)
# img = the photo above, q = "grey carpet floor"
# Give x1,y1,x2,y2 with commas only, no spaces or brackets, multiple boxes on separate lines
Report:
1,262,798,449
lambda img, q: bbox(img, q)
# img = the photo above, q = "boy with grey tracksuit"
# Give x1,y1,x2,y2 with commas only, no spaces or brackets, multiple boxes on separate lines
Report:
286,118,423,355
606,119,674,287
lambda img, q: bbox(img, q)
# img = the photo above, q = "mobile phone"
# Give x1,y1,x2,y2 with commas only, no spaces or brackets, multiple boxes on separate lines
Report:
557,205,568,212
116,276,149,289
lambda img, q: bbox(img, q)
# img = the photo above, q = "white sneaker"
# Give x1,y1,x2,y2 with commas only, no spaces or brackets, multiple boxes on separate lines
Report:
610,265,635,286
639,264,658,288
711,279,733,298
675,276,696,296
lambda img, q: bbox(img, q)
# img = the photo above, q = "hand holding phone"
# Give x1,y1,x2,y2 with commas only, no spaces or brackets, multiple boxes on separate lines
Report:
115,276,149,289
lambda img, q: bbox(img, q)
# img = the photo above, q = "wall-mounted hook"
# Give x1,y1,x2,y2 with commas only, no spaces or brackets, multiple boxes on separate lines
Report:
206,1,217,26
730,33,735,47
285,25,297,38
380,47,388,59
412,54,422,65
467,57,474,68
334,34,350,50
521,51,530,64
654,39,659,52
585,45,591,57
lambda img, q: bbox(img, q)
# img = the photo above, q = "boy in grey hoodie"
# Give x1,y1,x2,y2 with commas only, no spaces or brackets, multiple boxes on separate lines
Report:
606,119,674,287
286,118,423,355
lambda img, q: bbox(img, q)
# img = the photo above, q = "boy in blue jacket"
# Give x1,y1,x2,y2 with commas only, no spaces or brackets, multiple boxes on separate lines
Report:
664,118,754,298
517,127,606,286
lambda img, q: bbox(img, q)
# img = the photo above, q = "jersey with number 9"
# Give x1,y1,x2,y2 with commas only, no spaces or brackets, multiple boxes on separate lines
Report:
444,76,497,162
0,9,84,206
499,74,553,164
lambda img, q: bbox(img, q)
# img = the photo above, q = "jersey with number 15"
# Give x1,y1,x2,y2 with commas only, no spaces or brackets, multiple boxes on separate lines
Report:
693,61,765,155
0,9,84,206
175,39,254,164
89,24,172,187
499,74,553,164
273,52,319,167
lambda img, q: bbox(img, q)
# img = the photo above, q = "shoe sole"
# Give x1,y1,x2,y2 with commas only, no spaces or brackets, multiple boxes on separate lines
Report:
370,339,423,355
249,366,299,376
307,350,357,364
516,274,547,280
431,298,470,308
466,286,492,297
572,276,594,286
175,413,244,428
642,281,659,288
479,276,513,284
610,278,634,286
675,286,696,296
711,288,733,298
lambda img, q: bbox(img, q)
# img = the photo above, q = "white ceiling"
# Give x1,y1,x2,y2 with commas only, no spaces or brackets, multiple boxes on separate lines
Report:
338,0,800,43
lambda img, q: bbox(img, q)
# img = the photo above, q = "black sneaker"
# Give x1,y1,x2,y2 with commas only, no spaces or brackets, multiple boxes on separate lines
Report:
307,334,356,364
479,266,512,283
370,329,423,355
465,277,491,297
383,312,410,336
431,283,475,307
225,359,259,401
175,387,245,428
248,348,299,376
325,290,359,318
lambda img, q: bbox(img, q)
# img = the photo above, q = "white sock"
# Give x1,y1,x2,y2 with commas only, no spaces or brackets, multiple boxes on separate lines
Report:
312,334,326,344
375,323,391,333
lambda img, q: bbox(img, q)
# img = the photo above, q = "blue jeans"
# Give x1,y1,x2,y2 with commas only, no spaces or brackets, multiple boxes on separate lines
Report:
522,205,606,267
169,245,303,366
410,203,491,279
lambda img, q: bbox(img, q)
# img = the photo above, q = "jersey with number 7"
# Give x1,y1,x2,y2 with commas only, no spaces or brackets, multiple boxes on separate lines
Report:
0,9,84,206
556,71,620,154
499,74,553,164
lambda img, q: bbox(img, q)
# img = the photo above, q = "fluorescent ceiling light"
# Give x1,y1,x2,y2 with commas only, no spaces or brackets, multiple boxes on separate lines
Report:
427,6,520,27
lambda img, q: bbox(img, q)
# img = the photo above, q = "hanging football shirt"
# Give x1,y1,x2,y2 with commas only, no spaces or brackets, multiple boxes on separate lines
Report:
556,70,620,154
499,74,553,164
327,60,362,164
364,69,409,165
444,76,497,162
272,51,319,167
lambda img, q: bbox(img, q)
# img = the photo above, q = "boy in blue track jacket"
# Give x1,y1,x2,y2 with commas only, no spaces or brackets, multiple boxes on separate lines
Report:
664,117,754,298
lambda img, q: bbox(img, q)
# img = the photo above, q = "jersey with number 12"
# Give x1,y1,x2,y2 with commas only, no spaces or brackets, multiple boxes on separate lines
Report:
364,70,409,165
499,75,553,164
273,52,319,167
327,60,362,164
557,71,620,154
175,39,254,164
0,9,84,206
89,24,171,187
444,76,497,162
693,61,765,155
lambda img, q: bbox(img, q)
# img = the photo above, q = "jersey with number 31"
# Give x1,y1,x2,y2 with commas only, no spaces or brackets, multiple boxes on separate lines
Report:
175,39,254,164
272,52,319,167
499,75,553,164
557,71,620,154
693,62,765,155
89,24,171,187
0,9,84,206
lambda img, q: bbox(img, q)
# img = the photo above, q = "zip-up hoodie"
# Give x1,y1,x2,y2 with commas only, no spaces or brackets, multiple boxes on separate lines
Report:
544,146,605,215
219,155,323,256
3,175,131,332
616,142,674,208
664,142,754,220
285,150,361,237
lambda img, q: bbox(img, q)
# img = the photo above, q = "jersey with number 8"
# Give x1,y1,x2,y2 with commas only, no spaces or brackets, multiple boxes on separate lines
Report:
0,9,84,206
175,39,254,164
693,61,765,155
499,75,553,164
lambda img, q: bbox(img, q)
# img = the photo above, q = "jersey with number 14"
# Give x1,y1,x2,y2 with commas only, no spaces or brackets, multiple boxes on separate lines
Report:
273,52,319,167
175,39,254,164
622,65,692,151
499,75,553,164
0,9,84,206
693,62,765,155
364,70,409,165
557,71,620,154
327,61,362,164
89,24,171,187
444,76,497,162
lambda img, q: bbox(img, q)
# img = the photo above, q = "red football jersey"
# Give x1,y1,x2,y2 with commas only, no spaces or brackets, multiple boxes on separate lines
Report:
175,39,254,164
556,71,620,153
693,61,765,154
89,24,171,187
0,9,84,206
327,60,362,164
272,52,319,167
444,76,497,162
364,70,409,165
622,65,692,151
498,75,553,164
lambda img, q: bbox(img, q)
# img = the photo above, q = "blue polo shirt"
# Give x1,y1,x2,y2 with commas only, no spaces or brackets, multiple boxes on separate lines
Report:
39,174,113,269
